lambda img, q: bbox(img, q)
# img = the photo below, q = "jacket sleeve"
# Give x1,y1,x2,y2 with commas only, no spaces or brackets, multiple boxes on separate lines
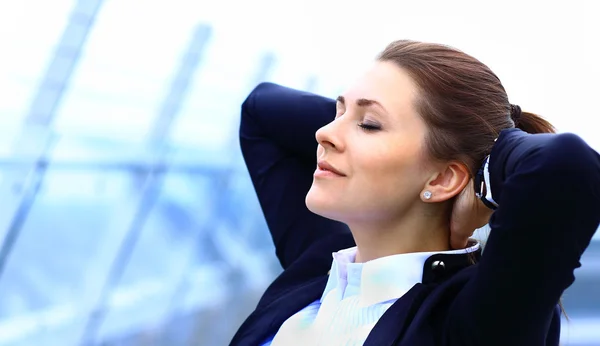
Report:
239,82,352,270
447,129,600,345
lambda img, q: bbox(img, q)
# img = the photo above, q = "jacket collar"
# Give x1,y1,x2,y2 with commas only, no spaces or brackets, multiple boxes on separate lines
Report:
229,244,482,346
321,242,481,306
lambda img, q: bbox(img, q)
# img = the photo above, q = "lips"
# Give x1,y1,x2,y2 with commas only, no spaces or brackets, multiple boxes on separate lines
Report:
317,160,346,176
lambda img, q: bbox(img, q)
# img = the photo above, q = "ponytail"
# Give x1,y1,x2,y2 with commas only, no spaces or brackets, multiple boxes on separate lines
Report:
510,105,556,134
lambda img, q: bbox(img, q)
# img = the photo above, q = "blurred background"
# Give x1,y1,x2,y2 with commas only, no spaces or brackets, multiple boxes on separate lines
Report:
0,0,598,345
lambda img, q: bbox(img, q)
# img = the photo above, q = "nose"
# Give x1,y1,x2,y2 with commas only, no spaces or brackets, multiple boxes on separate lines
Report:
315,117,345,152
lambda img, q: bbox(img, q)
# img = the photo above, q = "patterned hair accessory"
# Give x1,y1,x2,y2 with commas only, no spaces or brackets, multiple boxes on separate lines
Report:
510,104,522,124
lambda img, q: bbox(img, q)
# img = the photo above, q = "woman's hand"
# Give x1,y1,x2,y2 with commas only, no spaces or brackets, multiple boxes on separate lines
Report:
450,179,494,249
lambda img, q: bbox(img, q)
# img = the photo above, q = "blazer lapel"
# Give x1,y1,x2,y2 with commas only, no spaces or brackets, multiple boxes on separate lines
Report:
230,275,328,346
363,283,433,346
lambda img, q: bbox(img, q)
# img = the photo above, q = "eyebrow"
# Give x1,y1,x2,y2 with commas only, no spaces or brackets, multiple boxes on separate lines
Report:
336,95,388,113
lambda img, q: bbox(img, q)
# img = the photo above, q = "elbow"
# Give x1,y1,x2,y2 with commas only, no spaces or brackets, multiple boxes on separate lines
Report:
539,133,600,201
239,82,281,151
543,133,600,251
240,82,278,132
240,83,271,137
241,82,277,118
540,133,600,176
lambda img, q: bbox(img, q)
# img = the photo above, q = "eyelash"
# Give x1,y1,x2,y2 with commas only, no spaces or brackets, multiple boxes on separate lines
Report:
336,107,380,132
358,122,381,131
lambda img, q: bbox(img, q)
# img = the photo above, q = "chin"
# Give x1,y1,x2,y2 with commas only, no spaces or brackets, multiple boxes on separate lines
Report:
305,188,347,222
305,188,326,214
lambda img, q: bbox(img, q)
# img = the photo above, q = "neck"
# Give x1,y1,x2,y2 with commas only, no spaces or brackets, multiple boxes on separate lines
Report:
349,206,451,263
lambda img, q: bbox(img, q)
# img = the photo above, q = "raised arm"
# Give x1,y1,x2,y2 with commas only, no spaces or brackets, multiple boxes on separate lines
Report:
240,82,352,270
448,129,600,345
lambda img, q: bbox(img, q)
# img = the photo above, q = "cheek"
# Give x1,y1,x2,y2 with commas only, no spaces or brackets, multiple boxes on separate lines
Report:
355,142,421,176
352,144,426,197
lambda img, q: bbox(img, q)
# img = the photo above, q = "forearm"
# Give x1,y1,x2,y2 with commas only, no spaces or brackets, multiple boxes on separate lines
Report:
449,129,600,344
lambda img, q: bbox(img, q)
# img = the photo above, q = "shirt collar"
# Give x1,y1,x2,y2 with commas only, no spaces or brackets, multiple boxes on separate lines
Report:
320,242,480,307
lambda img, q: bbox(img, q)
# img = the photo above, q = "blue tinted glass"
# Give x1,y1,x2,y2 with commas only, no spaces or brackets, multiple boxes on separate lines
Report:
53,2,210,143
0,168,144,345
94,173,217,342
0,1,75,127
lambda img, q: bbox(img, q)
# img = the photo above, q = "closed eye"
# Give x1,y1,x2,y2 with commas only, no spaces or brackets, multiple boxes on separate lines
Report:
358,122,381,131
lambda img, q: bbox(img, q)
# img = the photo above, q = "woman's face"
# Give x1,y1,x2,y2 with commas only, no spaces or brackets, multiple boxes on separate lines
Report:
306,61,434,224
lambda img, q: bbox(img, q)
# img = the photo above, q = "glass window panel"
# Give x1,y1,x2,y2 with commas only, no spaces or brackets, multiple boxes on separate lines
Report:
161,170,279,346
0,168,145,345
93,173,217,342
0,78,35,127
168,78,259,150
0,126,55,247
0,1,74,126
54,87,159,143
53,0,212,141
81,0,206,76
169,114,236,151
0,1,74,80
167,28,272,149
48,136,150,166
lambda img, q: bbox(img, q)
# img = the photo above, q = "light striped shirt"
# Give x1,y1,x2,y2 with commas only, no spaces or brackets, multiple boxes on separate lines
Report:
261,243,480,346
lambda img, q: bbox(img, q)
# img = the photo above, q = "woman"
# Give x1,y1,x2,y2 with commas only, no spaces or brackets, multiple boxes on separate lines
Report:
229,40,600,346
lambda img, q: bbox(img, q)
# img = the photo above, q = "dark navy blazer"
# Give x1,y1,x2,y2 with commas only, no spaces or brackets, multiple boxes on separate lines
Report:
230,83,600,346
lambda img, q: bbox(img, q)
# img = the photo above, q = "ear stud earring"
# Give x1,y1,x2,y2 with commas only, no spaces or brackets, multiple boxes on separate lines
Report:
423,191,432,200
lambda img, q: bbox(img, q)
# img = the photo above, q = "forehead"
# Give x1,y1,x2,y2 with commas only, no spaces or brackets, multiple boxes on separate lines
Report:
343,61,419,115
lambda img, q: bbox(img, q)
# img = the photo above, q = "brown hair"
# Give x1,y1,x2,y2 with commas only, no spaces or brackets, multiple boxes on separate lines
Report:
377,40,555,176
378,40,566,318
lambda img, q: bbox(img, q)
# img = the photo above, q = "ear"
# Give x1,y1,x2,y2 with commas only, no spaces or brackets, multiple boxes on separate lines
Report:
421,162,470,203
